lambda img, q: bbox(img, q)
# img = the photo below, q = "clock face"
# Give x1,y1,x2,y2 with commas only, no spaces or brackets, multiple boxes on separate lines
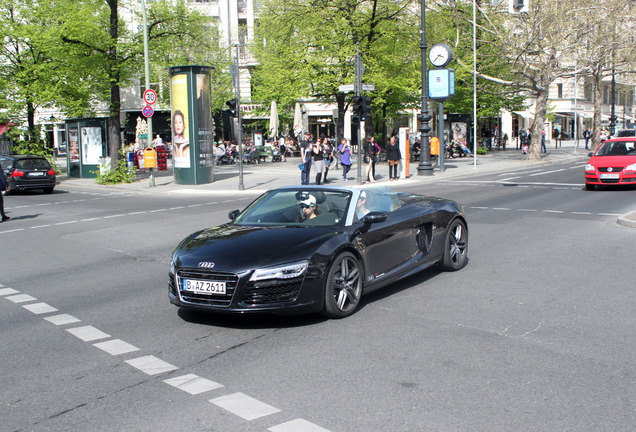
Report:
429,44,452,67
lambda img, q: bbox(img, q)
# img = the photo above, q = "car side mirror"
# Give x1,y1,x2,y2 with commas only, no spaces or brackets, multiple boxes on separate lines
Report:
228,209,240,220
588,152,593,157
362,212,387,224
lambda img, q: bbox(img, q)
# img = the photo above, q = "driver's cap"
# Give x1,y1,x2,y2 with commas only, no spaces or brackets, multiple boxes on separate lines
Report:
300,195,316,207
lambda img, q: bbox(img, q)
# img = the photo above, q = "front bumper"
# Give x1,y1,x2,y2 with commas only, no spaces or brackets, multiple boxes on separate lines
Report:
168,267,324,316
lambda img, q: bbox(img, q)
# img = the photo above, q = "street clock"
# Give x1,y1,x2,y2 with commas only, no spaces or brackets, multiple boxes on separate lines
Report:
429,44,453,68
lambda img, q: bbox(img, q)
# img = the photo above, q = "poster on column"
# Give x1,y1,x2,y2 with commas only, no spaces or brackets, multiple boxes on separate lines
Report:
81,127,103,165
196,73,213,168
171,74,190,168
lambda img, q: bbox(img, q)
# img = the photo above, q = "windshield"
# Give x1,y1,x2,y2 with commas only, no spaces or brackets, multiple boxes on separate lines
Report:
595,141,636,156
15,158,51,170
233,189,352,227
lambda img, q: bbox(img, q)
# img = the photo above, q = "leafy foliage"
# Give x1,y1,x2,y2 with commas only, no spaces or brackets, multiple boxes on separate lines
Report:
94,152,136,184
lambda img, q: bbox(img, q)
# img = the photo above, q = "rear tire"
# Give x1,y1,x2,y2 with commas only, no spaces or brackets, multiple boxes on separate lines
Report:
43,187,54,194
322,252,362,319
441,219,468,271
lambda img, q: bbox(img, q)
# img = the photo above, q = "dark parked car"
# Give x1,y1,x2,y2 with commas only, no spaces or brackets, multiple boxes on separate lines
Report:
0,155,56,194
169,186,468,319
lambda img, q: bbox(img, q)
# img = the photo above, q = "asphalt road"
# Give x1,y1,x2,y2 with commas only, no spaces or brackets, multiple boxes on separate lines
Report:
1,159,634,432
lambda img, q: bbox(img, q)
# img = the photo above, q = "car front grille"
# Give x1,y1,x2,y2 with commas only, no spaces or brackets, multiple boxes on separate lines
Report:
176,269,238,307
598,167,624,173
243,279,302,305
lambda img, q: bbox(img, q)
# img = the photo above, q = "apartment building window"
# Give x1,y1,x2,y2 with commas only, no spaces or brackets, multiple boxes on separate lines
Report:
557,83,563,99
584,82,593,102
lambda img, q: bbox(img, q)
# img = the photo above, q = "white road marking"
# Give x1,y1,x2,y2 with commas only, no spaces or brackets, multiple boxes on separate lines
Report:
31,224,52,229
210,392,281,421
571,211,592,215
528,168,566,176
67,325,111,342
269,419,332,432
103,214,126,219
22,302,58,315
54,220,78,225
6,294,37,303
164,374,224,395
93,339,140,356
493,207,511,211
0,228,25,234
543,210,564,214
0,287,19,296
80,218,101,222
43,314,81,325
518,209,538,212
125,355,178,375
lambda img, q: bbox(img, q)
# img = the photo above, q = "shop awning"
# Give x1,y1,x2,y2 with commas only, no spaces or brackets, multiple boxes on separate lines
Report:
0,122,13,136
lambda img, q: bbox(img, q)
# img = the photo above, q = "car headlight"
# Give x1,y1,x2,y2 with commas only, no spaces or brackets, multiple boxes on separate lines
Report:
585,163,596,172
250,261,308,281
625,162,636,173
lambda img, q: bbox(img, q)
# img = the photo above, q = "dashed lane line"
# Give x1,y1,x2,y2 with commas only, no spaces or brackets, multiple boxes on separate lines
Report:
469,206,621,217
0,285,333,432
0,197,252,235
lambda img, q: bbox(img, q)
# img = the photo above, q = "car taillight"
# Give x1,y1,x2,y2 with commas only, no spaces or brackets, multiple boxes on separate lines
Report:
47,169,56,175
11,170,25,177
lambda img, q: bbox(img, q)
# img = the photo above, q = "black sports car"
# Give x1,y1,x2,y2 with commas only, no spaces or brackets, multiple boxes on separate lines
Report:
169,186,468,318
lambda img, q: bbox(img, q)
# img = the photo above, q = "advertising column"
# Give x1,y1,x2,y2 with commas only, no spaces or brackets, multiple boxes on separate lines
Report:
169,65,214,185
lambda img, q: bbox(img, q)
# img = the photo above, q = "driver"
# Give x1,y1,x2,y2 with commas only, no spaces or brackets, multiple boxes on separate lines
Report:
356,190,370,220
299,194,319,221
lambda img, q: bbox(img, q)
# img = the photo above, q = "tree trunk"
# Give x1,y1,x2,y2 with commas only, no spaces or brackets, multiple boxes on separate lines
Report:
527,89,548,161
591,65,603,152
108,0,121,170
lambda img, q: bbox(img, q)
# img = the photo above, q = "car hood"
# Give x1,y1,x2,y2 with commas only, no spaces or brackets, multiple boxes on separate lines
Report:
173,224,339,271
589,155,636,167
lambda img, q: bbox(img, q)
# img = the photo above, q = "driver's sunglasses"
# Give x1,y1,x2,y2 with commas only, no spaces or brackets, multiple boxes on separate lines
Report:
300,204,313,209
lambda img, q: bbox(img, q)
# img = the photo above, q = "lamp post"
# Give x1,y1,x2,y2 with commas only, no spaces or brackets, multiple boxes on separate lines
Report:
417,0,434,176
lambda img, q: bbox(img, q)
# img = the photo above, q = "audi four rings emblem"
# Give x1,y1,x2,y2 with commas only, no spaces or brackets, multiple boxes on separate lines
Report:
198,262,215,268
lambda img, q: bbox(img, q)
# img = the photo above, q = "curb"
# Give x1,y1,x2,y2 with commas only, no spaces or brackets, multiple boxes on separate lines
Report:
617,211,636,228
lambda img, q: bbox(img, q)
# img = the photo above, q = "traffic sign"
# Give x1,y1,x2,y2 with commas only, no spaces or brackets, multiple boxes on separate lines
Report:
142,105,154,118
339,84,354,93
143,89,157,105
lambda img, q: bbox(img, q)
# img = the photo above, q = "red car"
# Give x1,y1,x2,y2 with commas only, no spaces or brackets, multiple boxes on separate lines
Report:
585,137,636,190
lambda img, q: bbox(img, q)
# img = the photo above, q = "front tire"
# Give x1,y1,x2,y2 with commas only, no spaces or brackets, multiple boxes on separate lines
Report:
441,219,468,271
322,252,362,319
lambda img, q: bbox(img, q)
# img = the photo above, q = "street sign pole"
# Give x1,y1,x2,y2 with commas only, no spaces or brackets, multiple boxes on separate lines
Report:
141,0,154,187
234,45,245,191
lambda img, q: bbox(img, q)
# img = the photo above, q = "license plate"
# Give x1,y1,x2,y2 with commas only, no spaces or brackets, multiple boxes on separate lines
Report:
183,279,226,295
29,172,45,176
600,173,620,179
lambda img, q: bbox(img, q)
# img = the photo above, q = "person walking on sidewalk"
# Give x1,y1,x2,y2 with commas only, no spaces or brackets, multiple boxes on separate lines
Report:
300,132,313,185
338,138,352,181
363,137,376,183
386,135,402,180
312,138,326,185
0,162,10,222
583,128,591,149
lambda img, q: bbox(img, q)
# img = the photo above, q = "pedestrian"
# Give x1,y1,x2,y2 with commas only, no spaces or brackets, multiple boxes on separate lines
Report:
338,138,352,181
600,127,609,142
363,137,376,183
321,137,333,182
300,132,313,185
0,161,10,222
583,128,591,149
386,135,402,180
541,129,547,154
153,134,163,147
371,136,381,179
312,138,326,185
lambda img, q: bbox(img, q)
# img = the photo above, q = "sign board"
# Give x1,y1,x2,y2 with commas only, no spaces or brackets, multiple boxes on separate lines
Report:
143,89,157,105
361,84,375,92
339,84,354,93
428,68,455,102
142,105,154,118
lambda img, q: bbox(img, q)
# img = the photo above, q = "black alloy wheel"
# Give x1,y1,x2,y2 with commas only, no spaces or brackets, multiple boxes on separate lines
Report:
441,219,468,271
323,252,362,318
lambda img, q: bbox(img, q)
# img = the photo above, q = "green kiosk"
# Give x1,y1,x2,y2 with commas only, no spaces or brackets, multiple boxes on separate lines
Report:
65,117,109,179
169,65,214,185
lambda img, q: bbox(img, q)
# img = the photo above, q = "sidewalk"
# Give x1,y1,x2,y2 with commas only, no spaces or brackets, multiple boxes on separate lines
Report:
58,140,590,195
